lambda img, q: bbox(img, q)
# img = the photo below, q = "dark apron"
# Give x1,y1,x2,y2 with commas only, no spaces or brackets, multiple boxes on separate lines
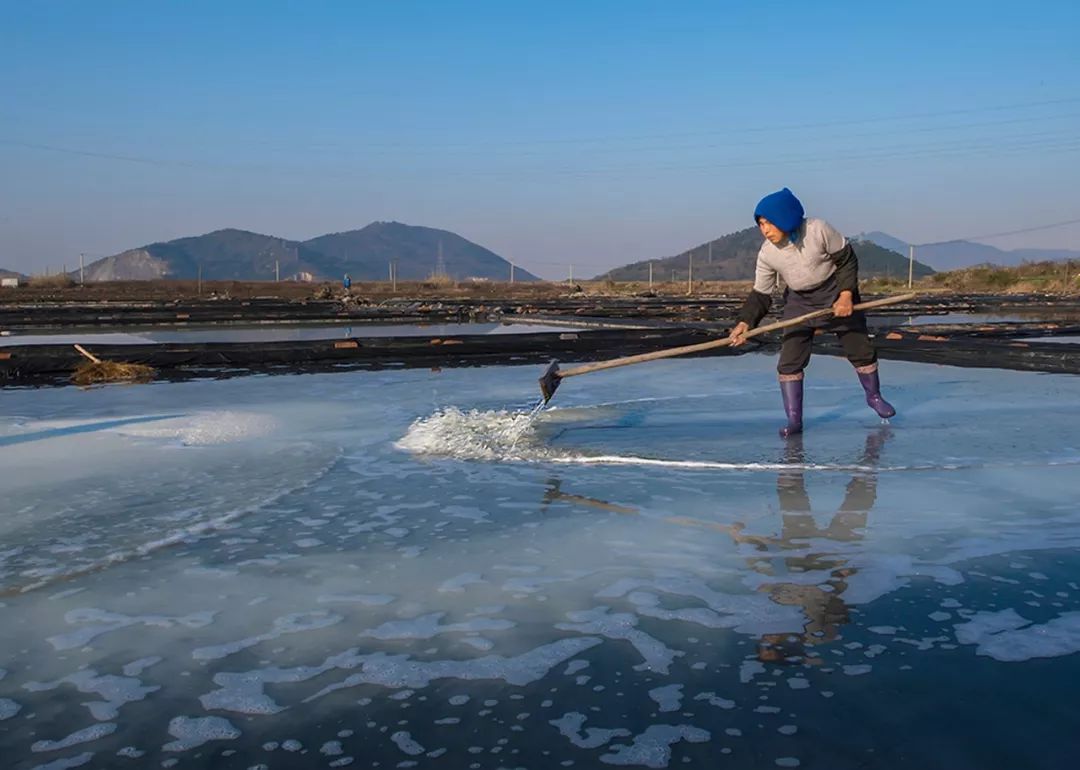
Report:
781,274,866,331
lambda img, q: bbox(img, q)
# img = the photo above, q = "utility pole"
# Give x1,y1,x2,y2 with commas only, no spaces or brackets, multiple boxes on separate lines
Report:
907,245,915,289
435,239,447,278
392,261,397,291
569,264,574,284
79,252,84,285
649,262,653,289
687,252,693,294
275,260,280,282
197,264,202,295
510,263,515,284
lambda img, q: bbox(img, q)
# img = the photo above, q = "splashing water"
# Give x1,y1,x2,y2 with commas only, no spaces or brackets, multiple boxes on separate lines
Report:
395,405,911,470
395,406,550,461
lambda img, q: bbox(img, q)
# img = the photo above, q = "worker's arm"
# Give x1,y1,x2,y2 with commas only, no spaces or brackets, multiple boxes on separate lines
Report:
731,258,776,345
829,243,858,317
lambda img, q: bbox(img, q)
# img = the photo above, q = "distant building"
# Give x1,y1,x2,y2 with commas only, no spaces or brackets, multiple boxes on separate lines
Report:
293,271,316,283
1,277,19,288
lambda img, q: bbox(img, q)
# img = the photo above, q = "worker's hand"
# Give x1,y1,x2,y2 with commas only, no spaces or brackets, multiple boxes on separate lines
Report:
728,321,751,347
832,291,854,318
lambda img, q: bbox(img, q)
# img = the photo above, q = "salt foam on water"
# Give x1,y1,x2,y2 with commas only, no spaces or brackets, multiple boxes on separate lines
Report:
109,411,277,446
395,407,550,461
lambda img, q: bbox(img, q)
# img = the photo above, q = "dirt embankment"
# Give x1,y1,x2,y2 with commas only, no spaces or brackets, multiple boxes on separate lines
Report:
6,261,1079,307
1,278,756,305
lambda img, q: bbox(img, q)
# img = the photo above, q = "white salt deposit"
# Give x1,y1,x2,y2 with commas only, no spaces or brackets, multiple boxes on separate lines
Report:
203,637,603,714
739,660,766,684
192,611,342,661
390,731,425,755
162,716,241,751
843,665,872,676
437,573,486,592
956,610,1080,661
954,609,1031,646
556,607,680,673
550,712,631,748
693,692,735,709
122,657,162,677
359,612,514,641
648,684,684,713
0,698,21,720
316,593,396,605
599,725,710,768
48,608,216,651
599,575,806,635
30,753,94,770
563,659,590,675
24,668,159,721
31,723,117,752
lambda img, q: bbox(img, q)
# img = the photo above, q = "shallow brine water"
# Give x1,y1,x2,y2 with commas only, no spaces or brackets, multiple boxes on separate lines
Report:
1,354,1079,769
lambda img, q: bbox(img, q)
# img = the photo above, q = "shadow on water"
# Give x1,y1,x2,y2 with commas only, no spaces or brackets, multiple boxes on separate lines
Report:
0,414,184,447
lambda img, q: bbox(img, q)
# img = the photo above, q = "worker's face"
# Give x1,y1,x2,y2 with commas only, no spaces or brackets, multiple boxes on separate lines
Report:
758,217,787,245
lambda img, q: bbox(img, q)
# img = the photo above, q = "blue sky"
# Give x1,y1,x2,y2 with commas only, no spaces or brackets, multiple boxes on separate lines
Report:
2,0,1079,278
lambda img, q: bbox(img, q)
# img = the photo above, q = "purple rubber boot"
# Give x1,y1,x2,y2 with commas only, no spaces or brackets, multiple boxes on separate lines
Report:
858,369,896,419
778,379,804,437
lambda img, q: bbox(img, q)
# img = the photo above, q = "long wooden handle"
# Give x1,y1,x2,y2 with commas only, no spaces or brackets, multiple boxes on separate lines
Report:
557,292,917,380
73,344,102,364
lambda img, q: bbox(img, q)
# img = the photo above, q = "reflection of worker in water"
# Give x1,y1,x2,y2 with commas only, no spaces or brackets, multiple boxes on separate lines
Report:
539,429,888,664
748,428,890,664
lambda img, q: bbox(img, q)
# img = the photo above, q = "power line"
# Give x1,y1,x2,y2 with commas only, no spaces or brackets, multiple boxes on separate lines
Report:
5,97,1079,166
182,109,1080,159
307,96,1080,150
0,140,197,168
916,217,1080,247
455,132,1080,180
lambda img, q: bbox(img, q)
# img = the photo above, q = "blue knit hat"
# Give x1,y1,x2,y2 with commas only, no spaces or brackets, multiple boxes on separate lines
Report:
754,188,805,235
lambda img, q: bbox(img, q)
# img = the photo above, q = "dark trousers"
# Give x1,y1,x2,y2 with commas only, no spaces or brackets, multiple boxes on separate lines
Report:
777,316,877,375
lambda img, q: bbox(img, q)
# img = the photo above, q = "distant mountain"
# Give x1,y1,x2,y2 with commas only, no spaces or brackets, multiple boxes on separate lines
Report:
850,239,935,279
1006,247,1080,262
600,227,763,282
78,222,531,282
0,267,26,280
856,231,1080,271
78,249,173,281
601,227,933,282
857,231,910,256
303,221,539,281
79,229,326,282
